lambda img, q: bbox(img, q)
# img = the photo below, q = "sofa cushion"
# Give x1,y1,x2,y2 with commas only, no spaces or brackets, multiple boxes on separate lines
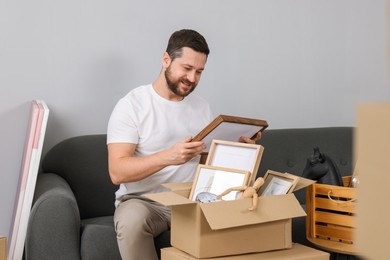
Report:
80,216,171,260
81,217,121,260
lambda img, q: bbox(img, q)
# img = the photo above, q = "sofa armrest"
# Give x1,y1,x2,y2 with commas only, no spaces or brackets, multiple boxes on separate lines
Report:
25,173,81,260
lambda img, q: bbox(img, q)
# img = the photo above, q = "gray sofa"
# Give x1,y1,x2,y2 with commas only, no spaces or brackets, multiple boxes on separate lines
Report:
25,127,355,260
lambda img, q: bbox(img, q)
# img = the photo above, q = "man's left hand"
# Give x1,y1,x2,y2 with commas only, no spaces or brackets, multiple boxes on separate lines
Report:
239,131,262,144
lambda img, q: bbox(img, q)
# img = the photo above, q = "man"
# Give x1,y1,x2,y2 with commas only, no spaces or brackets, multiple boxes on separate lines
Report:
107,29,260,260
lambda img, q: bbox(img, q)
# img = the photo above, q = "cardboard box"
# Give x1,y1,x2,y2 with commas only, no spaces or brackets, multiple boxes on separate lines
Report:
161,243,330,260
355,103,390,259
146,177,314,258
0,237,6,260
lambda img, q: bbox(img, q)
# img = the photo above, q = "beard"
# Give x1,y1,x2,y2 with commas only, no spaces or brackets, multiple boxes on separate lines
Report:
164,65,197,98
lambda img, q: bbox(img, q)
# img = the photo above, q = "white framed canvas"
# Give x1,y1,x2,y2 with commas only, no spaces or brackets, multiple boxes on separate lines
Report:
8,100,49,260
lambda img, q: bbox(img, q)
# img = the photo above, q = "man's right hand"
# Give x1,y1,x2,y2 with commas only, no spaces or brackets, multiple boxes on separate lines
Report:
159,136,206,165
108,137,206,185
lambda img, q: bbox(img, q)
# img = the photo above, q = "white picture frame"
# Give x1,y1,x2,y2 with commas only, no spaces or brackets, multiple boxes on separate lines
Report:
258,170,299,197
189,164,250,202
205,139,263,185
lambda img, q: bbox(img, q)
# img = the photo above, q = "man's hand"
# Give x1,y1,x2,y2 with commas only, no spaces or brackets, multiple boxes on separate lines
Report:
161,136,206,165
239,131,262,144
108,136,206,184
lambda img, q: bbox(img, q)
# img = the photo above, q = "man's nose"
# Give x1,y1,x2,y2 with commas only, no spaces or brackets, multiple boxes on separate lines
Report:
187,70,196,83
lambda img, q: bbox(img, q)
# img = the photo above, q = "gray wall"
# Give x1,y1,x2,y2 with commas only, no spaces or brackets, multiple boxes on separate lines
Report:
1,0,389,240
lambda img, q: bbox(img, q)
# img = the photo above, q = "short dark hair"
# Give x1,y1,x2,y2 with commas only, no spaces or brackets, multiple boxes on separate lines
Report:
166,29,210,60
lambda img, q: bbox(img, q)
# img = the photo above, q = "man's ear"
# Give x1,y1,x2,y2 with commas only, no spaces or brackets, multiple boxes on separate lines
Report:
162,52,171,69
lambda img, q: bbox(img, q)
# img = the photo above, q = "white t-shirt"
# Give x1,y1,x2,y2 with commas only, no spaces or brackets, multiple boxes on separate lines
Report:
107,84,213,205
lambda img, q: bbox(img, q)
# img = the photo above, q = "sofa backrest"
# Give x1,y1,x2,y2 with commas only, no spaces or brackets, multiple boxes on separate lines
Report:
41,135,117,219
256,127,354,204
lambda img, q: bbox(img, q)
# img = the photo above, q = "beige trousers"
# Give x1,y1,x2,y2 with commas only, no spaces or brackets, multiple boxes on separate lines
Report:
114,195,171,260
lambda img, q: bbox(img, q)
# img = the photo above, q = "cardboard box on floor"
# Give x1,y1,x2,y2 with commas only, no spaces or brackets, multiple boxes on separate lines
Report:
146,177,315,259
161,243,330,260
0,237,6,260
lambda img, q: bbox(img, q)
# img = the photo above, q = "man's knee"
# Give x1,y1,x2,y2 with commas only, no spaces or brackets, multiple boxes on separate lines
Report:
115,199,151,234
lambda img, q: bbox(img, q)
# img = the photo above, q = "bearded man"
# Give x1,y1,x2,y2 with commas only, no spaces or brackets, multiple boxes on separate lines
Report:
107,29,259,260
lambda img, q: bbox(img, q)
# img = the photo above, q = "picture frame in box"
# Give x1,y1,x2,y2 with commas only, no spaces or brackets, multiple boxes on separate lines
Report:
259,170,299,197
205,139,263,185
192,115,268,152
189,164,250,202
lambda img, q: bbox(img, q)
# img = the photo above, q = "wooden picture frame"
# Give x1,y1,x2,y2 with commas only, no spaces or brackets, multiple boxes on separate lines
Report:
258,170,299,197
192,115,268,152
205,139,263,186
189,164,250,202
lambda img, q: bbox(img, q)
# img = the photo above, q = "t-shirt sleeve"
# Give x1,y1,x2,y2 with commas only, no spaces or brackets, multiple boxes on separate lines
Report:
107,98,139,144
206,104,214,123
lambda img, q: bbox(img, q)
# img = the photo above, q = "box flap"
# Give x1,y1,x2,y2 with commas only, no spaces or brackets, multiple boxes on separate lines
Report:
162,182,192,191
200,193,305,230
145,191,195,207
293,176,316,192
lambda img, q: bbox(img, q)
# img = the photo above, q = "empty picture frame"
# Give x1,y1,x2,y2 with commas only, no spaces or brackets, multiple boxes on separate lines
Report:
205,139,264,185
192,115,268,152
189,164,250,202
258,170,299,197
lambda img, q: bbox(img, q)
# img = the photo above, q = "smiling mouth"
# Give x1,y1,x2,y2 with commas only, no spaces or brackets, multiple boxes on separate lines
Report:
180,81,194,91
182,80,193,87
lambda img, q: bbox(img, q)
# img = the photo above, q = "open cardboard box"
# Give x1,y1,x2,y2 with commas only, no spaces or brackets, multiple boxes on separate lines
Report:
161,243,329,260
146,176,315,258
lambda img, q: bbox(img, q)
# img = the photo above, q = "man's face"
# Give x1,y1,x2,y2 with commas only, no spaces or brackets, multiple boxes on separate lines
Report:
164,47,207,98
